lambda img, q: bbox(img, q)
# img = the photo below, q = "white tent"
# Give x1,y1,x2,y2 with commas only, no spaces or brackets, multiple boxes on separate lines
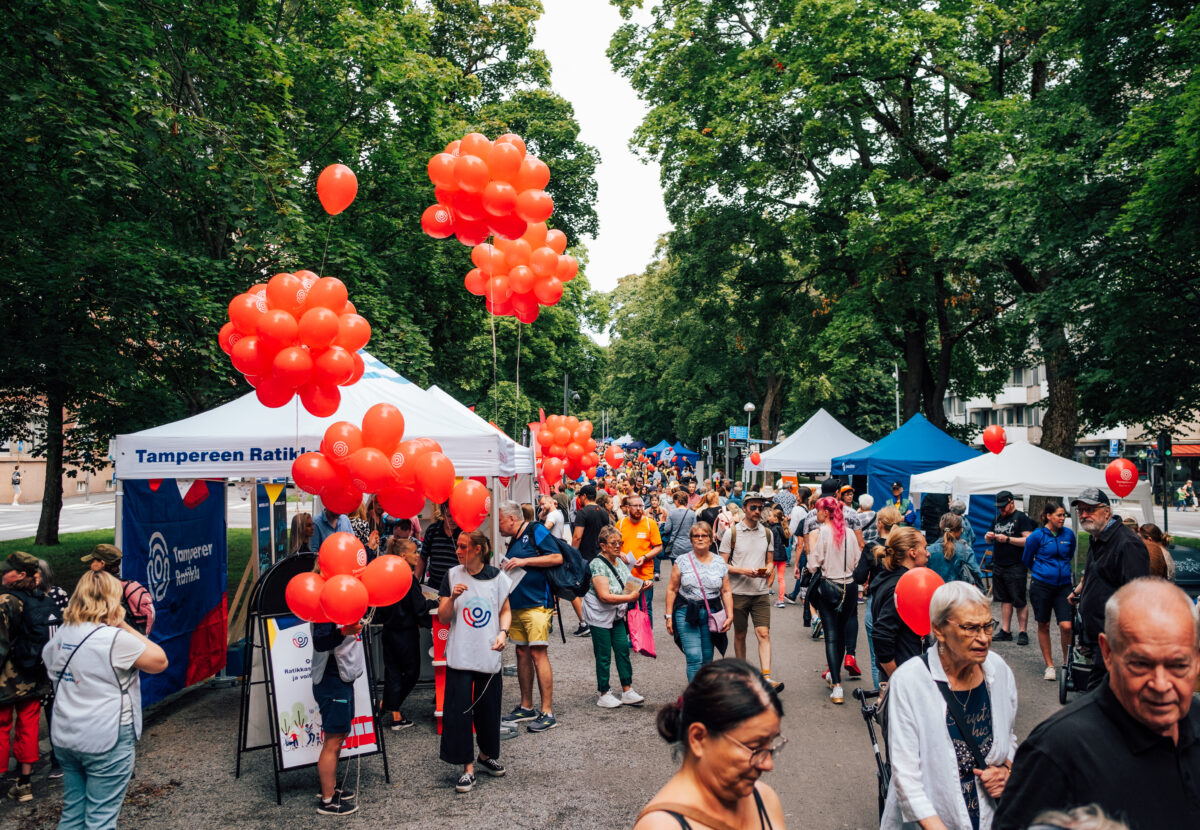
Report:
746,408,870,474
114,352,535,479
612,433,635,447
909,441,1154,516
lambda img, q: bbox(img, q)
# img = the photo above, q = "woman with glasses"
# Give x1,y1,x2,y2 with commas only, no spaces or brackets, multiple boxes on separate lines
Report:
665,521,734,681
634,659,785,830
585,525,648,708
1021,501,1077,681
881,582,1017,830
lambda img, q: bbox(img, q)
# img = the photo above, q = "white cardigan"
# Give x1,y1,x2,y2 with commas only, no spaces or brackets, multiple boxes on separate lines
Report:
880,646,1018,830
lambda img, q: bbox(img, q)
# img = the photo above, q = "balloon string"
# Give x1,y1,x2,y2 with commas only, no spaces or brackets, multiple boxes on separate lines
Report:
319,214,333,276
514,323,522,436
489,312,499,420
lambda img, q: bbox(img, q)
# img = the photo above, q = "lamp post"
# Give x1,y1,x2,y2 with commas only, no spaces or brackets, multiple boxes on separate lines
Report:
743,402,755,486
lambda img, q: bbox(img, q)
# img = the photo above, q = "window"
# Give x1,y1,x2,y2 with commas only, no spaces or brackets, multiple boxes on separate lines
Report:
105,480,115,491
1009,368,1025,386
76,481,87,494
1030,407,1041,427
1030,366,1040,385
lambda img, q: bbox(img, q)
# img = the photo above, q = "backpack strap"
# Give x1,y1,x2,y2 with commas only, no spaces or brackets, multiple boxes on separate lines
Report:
921,652,988,769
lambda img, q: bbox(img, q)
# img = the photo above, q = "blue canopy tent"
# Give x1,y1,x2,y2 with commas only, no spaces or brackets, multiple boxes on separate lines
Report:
831,414,994,558
670,441,700,465
645,439,672,459
623,439,646,450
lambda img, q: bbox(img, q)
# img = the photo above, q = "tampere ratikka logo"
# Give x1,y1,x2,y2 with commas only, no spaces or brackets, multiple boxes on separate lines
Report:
147,532,171,602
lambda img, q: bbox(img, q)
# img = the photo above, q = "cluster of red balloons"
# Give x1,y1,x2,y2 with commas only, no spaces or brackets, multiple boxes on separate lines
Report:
285,532,413,625
220,272,370,416
463,222,579,323
291,403,455,517
420,132,552,247
536,415,599,484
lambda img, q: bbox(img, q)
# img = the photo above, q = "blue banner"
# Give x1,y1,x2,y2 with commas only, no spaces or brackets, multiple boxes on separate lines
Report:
122,479,228,706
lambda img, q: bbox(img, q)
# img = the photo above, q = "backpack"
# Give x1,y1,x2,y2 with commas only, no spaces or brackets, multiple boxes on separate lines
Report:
121,581,151,636
546,534,591,597
1,589,61,670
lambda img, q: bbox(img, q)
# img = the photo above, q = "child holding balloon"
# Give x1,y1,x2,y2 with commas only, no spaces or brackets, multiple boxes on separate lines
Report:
311,617,365,815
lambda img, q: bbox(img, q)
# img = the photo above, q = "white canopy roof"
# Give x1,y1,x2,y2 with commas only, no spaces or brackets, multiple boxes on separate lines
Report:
746,408,870,474
114,352,534,479
909,440,1153,513
612,433,635,446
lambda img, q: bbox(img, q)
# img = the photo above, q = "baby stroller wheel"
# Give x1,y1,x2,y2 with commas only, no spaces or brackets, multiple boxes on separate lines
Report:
1058,663,1069,705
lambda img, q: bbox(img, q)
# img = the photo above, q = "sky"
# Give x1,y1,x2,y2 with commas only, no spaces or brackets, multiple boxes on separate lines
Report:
533,0,671,301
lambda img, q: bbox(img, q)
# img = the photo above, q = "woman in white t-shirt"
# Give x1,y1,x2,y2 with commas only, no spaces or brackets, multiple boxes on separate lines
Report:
42,571,168,830
437,530,512,794
665,521,733,682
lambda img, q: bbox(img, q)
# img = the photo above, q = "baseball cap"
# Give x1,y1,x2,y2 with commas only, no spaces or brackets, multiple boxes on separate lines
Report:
995,490,1015,507
82,543,123,565
820,479,840,496
0,551,39,575
742,491,768,505
1071,488,1110,509
891,481,903,490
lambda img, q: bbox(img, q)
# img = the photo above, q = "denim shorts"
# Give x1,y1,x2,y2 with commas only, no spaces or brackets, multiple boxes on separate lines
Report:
313,670,354,735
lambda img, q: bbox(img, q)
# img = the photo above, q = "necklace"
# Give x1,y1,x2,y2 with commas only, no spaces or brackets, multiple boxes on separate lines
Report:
953,685,974,708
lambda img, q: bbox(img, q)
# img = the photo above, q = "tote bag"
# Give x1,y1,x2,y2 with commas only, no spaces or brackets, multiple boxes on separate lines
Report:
627,595,656,658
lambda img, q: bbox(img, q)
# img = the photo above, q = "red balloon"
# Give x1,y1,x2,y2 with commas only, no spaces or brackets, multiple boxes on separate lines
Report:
515,157,551,191
298,381,341,417
750,451,762,465
529,246,560,278
495,133,527,157
545,229,568,255
982,424,1007,454
229,293,264,336
488,212,528,241
1105,458,1139,498
319,532,368,577
536,428,553,448
306,277,349,312
421,203,455,239
504,266,533,295
414,451,456,504
312,345,355,386
895,567,945,637
486,141,523,182
218,322,241,355
377,485,426,519
449,479,491,531
322,421,363,464
453,154,490,193
317,164,358,216
542,457,565,485
292,452,340,495
451,189,487,222
485,296,514,317
533,275,564,306
322,485,364,516
503,238,532,267
231,335,273,376
272,346,313,388
454,218,490,247
254,375,294,408
256,309,299,351
604,446,625,467
565,442,585,461
556,254,579,282
444,139,462,156
427,153,458,189
434,185,458,204
285,572,329,622
464,268,487,296
346,351,366,385
522,222,548,250
460,132,493,158
360,555,414,607
515,189,554,223
334,313,371,352
362,403,406,452
487,274,512,303
266,272,305,316
320,574,369,625
297,307,340,351
511,291,540,321
482,181,518,216
346,447,396,493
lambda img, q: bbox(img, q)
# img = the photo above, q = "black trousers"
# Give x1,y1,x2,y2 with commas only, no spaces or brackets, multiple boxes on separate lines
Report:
380,625,421,713
439,667,502,765
811,579,858,685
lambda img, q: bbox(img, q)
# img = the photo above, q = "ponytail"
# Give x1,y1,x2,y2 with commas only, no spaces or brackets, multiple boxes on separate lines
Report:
939,513,963,561
816,496,845,547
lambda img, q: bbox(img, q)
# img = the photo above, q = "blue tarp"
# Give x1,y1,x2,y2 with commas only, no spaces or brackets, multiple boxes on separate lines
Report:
831,414,994,556
670,441,700,463
645,440,672,459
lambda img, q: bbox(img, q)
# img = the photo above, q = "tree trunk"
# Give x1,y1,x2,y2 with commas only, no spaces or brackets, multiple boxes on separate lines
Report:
901,325,926,420
760,372,783,444
1039,327,1079,458
35,386,65,546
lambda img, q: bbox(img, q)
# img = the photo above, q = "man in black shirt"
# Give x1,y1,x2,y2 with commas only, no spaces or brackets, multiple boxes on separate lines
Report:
985,491,1035,644
995,578,1200,830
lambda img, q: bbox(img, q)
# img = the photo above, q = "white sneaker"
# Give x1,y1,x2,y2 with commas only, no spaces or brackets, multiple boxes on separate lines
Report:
1044,665,1056,681
620,688,645,706
830,684,844,704
774,601,785,608
597,692,622,708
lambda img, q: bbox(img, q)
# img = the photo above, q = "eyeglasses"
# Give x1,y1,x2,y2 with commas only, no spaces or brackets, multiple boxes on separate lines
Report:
721,733,787,766
951,620,998,637
690,533,712,540
745,504,762,512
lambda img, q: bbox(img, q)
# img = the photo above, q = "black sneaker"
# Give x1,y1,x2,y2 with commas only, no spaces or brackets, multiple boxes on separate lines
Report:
315,787,356,803
455,772,476,793
316,797,358,815
390,716,413,731
476,756,506,777
994,629,1014,642
502,705,538,724
48,765,63,781
572,623,591,637
1017,631,1030,646
526,712,558,733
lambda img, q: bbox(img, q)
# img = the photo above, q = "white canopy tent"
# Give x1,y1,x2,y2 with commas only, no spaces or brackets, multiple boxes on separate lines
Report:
909,440,1154,517
612,433,635,447
114,352,534,479
746,408,870,474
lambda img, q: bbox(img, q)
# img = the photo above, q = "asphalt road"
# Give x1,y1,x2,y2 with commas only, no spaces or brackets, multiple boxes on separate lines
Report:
3,590,1076,830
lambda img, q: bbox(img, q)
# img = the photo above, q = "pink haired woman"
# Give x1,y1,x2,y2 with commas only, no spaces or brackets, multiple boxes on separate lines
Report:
806,496,861,705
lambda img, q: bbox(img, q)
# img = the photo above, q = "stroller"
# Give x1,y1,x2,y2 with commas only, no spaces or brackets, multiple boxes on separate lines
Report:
853,687,891,818
1058,604,1094,704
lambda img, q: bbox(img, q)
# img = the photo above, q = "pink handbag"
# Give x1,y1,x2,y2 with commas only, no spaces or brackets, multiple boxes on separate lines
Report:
626,595,656,658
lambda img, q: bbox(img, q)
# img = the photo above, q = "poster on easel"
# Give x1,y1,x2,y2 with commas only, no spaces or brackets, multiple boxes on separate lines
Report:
255,480,289,572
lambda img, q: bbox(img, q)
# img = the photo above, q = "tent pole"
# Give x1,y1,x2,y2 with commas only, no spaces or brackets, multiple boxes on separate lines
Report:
114,479,124,549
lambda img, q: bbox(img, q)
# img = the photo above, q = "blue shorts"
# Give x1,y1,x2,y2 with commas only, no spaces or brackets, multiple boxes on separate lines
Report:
313,670,354,736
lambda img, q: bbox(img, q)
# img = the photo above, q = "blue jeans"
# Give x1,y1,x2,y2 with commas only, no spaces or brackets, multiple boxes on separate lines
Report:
55,723,137,830
864,601,880,689
674,605,713,682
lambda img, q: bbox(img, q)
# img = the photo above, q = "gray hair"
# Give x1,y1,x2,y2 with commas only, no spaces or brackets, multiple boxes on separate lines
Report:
1104,576,1200,650
930,582,990,629
1030,804,1130,830
949,500,967,515
497,500,524,521
858,494,874,510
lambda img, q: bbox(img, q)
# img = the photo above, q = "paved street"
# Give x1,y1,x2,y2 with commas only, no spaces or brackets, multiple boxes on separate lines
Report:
3,590,1078,830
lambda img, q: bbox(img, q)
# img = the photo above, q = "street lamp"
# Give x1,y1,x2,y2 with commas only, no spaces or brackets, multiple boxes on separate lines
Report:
743,402,755,435
743,402,756,487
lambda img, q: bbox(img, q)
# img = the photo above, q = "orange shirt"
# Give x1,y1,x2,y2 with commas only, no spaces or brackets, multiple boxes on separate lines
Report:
618,516,662,580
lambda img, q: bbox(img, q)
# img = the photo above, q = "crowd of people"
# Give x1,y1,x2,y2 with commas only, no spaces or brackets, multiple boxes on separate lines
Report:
3,454,1198,828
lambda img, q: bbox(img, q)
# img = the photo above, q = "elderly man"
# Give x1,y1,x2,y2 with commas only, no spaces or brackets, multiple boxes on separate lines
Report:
994,578,1200,830
1069,487,1150,690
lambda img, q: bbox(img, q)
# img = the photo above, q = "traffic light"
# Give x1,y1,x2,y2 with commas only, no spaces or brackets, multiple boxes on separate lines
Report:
1157,432,1173,457
701,436,710,453
717,432,726,448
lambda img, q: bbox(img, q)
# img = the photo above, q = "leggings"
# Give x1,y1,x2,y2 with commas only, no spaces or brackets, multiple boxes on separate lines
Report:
811,578,858,685
775,563,787,602
380,625,421,713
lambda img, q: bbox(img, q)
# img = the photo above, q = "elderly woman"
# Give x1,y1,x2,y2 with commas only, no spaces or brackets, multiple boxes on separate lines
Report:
585,525,647,707
871,527,931,680
634,659,786,830
882,582,1017,830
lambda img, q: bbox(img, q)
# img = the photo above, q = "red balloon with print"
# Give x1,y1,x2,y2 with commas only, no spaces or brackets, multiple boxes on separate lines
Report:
414,451,456,504
229,293,264,336
292,452,340,495
346,447,396,494
421,203,456,239
982,425,1007,454
319,574,369,625
360,555,414,607
218,322,241,355
285,572,329,623
321,421,363,465
895,567,945,637
266,272,306,317
1105,458,1139,498
449,479,491,531
317,164,358,216
318,532,368,578
604,446,625,467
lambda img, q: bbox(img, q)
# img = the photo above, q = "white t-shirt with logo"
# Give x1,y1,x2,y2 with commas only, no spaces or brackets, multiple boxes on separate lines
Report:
442,565,513,674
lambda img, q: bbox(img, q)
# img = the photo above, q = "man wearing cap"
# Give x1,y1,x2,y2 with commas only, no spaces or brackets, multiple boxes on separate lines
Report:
986,491,1036,645
83,545,156,636
1,552,55,802
887,481,915,525
719,491,783,691
1069,488,1150,690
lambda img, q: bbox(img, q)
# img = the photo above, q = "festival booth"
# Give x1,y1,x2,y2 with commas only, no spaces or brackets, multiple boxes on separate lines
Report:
612,433,636,447
746,408,869,474
645,439,672,459
670,441,700,466
830,414,992,555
